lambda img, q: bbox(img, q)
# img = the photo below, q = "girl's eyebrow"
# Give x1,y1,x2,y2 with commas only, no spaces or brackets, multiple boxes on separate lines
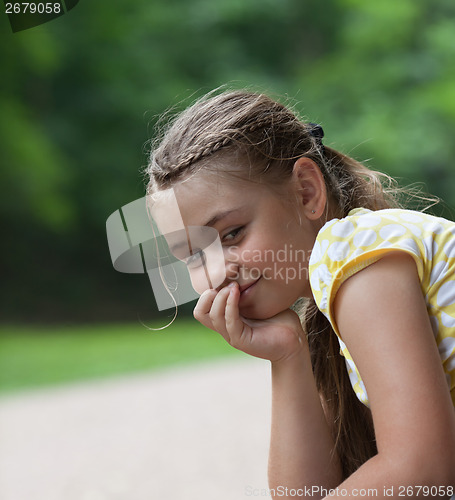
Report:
203,207,244,227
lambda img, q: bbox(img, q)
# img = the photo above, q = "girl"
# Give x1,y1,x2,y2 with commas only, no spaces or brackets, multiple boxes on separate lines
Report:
145,89,455,497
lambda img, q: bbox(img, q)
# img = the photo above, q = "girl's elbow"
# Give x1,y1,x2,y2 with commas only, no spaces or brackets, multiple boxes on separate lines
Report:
431,438,455,485
381,434,455,488
407,443,455,487
442,448,455,486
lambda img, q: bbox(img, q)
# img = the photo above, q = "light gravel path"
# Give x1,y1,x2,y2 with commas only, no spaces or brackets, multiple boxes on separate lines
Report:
0,357,272,500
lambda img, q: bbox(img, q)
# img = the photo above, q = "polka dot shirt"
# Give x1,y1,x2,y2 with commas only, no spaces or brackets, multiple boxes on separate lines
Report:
309,208,455,408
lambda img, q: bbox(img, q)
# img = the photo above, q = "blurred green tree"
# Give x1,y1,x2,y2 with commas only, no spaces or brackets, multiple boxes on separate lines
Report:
291,0,455,208
0,0,453,322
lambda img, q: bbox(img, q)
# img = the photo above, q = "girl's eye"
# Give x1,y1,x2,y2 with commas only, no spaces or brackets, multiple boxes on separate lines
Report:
222,226,244,243
186,249,206,268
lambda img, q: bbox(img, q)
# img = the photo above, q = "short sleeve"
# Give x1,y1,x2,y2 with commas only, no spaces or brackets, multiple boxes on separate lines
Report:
309,208,425,338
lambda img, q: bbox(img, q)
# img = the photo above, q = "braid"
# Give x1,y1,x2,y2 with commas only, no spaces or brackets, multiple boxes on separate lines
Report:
175,136,232,171
148,135,233,186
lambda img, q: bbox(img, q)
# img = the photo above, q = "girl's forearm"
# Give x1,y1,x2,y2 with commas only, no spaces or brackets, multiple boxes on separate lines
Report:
268,347,454,500
268,346,343,498
323,452,455,499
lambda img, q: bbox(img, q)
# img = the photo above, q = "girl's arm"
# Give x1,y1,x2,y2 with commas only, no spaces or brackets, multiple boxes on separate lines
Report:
268,348,343,495
193,284,342,496
330,252,455,497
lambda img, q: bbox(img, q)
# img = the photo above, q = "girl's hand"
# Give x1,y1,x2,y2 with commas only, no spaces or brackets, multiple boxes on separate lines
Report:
193,282,307,363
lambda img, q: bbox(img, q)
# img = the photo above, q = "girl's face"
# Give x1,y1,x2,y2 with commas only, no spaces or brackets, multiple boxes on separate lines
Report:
156,172,319,320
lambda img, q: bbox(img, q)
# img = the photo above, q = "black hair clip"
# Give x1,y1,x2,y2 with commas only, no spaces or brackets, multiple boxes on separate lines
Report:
308,122,325,156
309,122,324,141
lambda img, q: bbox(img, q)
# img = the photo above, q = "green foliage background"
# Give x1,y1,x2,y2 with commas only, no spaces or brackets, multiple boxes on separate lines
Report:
1,0,455,323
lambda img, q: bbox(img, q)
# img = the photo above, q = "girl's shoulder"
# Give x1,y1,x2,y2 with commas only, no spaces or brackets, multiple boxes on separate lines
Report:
319,207,455,239
309,207,455,320
314,208,455,258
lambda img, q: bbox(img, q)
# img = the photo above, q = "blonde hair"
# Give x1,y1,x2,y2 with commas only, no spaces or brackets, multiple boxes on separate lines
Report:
145,89,433,478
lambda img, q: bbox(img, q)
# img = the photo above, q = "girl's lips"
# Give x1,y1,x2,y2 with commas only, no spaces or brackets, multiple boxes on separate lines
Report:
239,278,260,296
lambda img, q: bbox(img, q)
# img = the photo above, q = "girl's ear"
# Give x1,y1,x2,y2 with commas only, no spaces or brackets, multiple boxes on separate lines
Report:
291,157,327,219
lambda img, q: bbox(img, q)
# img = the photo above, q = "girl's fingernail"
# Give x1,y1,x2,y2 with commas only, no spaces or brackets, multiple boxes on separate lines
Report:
228,282,236,288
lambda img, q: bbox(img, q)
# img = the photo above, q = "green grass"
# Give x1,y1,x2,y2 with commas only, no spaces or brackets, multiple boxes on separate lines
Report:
0,320,244,394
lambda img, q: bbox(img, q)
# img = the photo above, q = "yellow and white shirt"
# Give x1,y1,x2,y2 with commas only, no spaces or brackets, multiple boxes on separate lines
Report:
309,208,455,408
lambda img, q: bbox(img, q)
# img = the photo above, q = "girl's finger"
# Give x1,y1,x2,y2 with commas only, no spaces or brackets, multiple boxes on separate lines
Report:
225,283,247,340
193,289,218,329
193,288,233,345
208,285,234,339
